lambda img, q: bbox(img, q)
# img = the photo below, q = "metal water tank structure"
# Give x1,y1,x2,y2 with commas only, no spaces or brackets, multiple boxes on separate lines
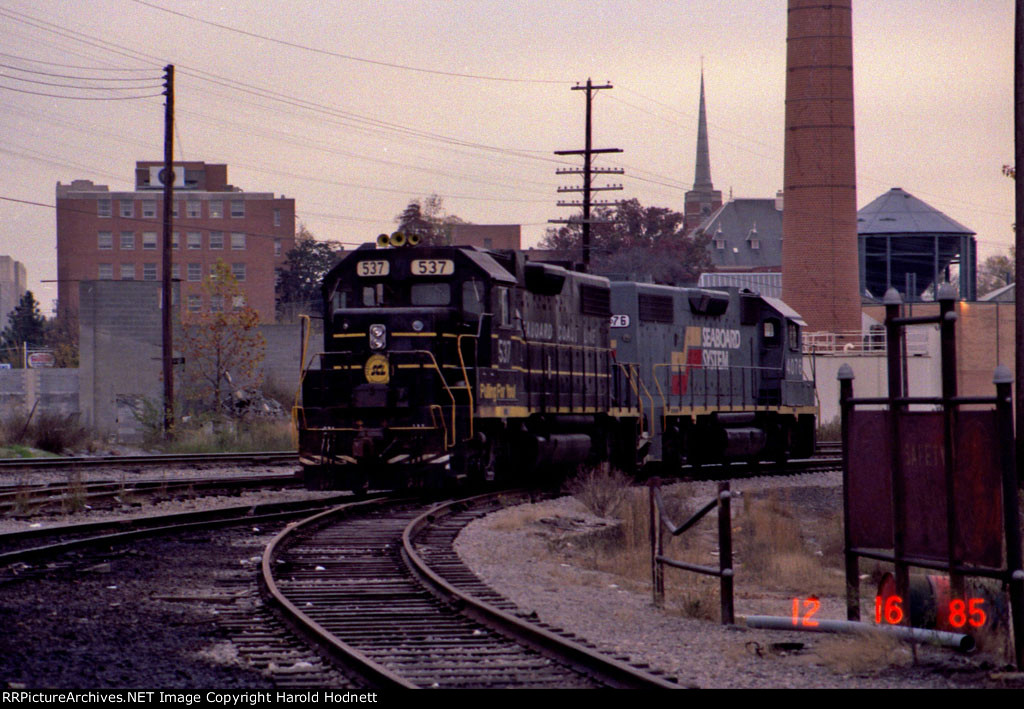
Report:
858,188,977,302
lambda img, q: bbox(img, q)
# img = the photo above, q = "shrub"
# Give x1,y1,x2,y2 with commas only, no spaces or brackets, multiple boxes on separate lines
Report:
564,465,634,518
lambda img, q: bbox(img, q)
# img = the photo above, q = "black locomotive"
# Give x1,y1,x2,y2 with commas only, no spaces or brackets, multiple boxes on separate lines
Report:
296,236,816,491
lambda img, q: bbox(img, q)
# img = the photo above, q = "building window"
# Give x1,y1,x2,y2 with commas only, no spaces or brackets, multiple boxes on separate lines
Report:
210,263,218,278
120,199,134,218
231,232,246,250
143,263,157,281
171,200,179,218
97,199,111,218
98,263,113,280
142,232,157,250
171,263,180,280
98,231,113,250
209,231,224,250
120,232,135,250
120,264,135,280
186,200,201,219
230,199,244,218
142,200,156,218
232,295,245,311
209,200,223,218
187,294,201,312
749,239,760,250
187,263,201,282
172,232,180,250
273,208,281,227
274,239,282,256
231,263,246,281
187,231,202,250
210,295,224,313
714,238,725,250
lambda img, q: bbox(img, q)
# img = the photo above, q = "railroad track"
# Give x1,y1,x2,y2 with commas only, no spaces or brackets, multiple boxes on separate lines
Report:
0,492,353,568
261,493,682,689
0,450,297,472
0,473,300,515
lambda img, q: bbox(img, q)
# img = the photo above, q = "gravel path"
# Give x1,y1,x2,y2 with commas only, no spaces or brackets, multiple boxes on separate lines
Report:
455,473,1024,689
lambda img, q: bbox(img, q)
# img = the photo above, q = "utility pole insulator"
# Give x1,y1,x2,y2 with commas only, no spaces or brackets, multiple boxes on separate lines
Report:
551,78,625,268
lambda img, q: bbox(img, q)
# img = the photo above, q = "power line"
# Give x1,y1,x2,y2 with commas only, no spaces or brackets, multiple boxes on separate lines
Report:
0,50,158,72
0,84,162,100
0,61,161,82
129,0,570,85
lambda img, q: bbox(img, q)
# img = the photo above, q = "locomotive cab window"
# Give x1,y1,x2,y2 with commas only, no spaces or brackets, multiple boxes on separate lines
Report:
462,279,486,318
763,318,781,344
363,283,397,307
788,322,801,351
497,287,511,327
410,282,450,306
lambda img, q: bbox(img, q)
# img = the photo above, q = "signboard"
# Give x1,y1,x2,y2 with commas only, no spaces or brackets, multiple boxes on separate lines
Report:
27,352,55,368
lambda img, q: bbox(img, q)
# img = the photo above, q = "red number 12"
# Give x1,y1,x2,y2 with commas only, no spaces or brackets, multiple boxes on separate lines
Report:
792,597,820,627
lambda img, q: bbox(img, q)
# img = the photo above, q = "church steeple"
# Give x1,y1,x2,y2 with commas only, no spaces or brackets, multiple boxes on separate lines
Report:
693,70,714,191
684,69,722,233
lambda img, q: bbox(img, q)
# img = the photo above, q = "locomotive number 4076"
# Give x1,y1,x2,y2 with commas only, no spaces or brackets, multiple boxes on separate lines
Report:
411,259,454,276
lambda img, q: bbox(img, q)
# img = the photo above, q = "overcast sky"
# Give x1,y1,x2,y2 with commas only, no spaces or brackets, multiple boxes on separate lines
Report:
0,0,1014,313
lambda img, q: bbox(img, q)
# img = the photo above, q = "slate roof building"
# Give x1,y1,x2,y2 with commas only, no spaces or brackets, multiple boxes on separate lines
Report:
701,194,784,273
857,187,977,301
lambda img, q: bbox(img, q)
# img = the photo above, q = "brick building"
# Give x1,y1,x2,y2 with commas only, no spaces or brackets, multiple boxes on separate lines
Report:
447,224,521,250
56,162,295,323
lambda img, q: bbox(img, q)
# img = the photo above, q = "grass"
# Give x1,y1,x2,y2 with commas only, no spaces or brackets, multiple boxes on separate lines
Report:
0,411,90,456
812,630,912,675
159,419,294,454
61,469,87,515
0,444,61,459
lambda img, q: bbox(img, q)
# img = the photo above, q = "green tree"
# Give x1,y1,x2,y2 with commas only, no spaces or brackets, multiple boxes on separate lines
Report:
180,261,266,416
540,199,712,285
275,225,342,321
0,291,47,367
394,194,468,246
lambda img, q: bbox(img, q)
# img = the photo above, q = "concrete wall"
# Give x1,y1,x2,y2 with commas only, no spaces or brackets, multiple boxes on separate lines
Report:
80,280,172,437
79,280,306,439
0,368,79,419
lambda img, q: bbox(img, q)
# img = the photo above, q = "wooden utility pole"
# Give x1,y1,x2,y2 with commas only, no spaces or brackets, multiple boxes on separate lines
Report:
551,79,623,268
1016,1,1023,479
161,64,175,436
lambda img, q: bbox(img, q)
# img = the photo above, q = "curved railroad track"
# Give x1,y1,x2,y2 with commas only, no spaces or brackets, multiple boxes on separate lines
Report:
261,493,682,689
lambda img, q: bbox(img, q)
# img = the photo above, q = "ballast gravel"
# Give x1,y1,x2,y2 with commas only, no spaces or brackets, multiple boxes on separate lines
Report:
454,472,1024,690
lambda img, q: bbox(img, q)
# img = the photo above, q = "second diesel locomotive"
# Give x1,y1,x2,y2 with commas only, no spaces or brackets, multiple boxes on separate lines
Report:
296,238,816,491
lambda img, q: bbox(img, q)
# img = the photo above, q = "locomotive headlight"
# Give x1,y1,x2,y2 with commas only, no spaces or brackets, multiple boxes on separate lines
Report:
412,319,424,332
369,323,386,350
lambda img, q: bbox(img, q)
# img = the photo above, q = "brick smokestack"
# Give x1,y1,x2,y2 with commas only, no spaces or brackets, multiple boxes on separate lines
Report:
782,0,861,336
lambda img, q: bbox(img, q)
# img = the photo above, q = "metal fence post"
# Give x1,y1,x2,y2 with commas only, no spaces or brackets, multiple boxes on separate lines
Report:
838,363,859,621
718,482,734,625
994,365,1024,670
649,477,664,608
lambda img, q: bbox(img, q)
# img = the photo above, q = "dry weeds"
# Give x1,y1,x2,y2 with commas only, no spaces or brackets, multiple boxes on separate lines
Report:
564,465,634,518
812,631,913,675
